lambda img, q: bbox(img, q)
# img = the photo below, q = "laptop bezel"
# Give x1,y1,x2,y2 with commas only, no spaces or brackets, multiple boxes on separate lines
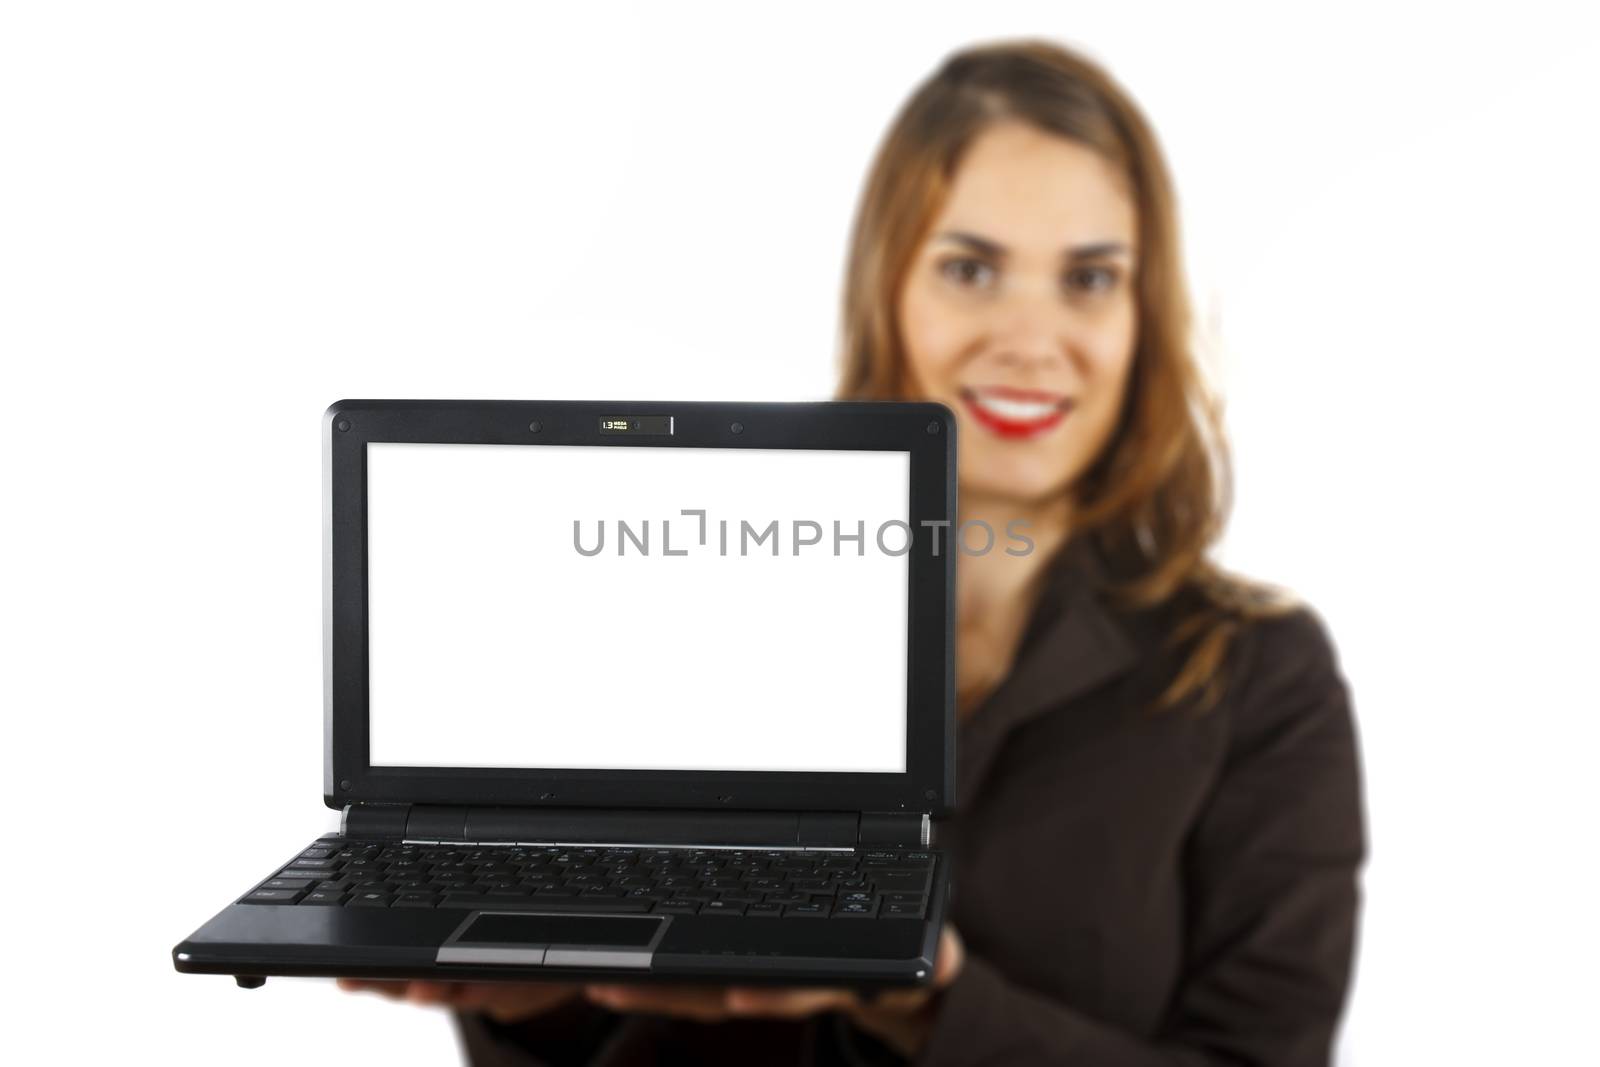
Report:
323,399,956,816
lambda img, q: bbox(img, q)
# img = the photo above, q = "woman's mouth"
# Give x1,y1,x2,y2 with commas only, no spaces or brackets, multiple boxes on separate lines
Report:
959,386,1074,440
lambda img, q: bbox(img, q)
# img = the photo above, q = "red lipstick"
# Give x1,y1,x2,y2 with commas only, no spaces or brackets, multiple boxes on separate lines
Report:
959,387,1074,440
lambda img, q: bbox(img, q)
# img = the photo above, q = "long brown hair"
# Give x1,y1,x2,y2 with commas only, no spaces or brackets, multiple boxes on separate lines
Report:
835,38,1299,714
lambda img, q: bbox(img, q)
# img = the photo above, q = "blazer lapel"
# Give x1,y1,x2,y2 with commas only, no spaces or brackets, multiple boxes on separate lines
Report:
956,533,1141,803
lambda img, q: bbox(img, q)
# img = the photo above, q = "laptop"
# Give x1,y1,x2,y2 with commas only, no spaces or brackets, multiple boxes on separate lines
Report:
172,398,956,989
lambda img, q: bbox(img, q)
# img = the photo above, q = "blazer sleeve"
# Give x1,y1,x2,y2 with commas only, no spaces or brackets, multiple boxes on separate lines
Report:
910,606,1367,1067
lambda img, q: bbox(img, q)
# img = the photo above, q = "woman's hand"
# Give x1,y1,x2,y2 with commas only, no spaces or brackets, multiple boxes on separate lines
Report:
583,924,965,1058
335,977,580,1024
336,925,963,1055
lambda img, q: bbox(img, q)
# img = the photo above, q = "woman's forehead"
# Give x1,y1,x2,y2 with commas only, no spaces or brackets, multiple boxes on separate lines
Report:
933,122,1138,252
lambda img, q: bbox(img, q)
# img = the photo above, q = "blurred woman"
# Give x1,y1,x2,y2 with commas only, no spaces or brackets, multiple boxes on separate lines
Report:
345,38,1365,1066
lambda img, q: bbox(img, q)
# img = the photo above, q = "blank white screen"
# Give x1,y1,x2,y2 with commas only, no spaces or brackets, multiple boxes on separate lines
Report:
366,442,910,772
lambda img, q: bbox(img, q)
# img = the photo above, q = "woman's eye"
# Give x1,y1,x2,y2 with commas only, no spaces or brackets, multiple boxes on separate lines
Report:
1064,265,1120,293
938,257,996,289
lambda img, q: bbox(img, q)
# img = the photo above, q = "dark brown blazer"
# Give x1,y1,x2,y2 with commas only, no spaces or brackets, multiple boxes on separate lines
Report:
451,534,1366,1066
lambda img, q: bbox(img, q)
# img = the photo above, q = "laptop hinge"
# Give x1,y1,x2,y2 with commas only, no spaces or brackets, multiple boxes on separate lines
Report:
341,804,930,849
858,812,932,848
342,802,410,840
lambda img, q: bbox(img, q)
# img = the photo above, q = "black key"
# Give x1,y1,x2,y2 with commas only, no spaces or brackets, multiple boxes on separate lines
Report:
881,892,926,905
746,903,783,917
244,888,306,904
437,896,651,913
839,891,875,905
262,878,316,890
783,902,829,917
870,871,930,892
393,893,440,908
881,902,925,918
672,890,717,902
301,890,346,905
717,893,763,905
348,892,393,907
624,888,668,901
701,900,746,916
864,851,927,868
834,900,878,918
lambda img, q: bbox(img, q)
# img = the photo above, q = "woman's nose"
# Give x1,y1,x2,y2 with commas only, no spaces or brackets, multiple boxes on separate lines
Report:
988,289,1073,370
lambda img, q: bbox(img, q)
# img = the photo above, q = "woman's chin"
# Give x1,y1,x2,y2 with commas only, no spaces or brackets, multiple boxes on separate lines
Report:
959,466,1076,511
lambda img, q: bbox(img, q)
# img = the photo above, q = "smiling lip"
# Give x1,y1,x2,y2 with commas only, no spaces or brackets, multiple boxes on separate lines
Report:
960,387,1074,440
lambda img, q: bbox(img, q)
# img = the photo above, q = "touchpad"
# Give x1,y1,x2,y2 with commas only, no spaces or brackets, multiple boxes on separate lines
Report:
437,912,670,968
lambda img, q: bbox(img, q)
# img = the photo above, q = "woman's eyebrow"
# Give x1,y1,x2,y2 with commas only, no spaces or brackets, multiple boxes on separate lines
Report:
936,231,1133,261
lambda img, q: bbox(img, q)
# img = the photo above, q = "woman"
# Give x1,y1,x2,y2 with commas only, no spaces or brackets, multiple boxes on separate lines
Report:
341,38,1366,1066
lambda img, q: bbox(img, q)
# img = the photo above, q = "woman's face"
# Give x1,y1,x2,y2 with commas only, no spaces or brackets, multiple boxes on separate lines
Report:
898,121,1140,507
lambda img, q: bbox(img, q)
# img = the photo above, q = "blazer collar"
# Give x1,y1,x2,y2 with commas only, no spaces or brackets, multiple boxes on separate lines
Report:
955,532,1141,802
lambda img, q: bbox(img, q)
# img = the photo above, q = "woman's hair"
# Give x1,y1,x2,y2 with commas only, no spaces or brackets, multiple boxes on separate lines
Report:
835,38,1299,714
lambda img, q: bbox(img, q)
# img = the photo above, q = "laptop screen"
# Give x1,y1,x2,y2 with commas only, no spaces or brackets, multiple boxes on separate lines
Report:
364,442,911,774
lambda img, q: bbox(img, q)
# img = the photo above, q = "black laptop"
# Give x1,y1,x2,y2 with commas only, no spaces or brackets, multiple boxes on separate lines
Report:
172,398,956,989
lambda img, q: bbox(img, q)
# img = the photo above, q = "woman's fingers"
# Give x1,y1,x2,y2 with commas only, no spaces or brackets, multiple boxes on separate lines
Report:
459,982,580,1023
724,987,860,1018
336,978,579,1024
585,984,737,1022
336,978,410,999
336,954,961,1027
401,981,463,1005
933,925,965,987
585,983,862,1021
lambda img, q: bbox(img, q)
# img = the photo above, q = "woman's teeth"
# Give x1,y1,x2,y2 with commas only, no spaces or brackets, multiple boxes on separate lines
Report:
969,394,1062,420
959,388,1073,439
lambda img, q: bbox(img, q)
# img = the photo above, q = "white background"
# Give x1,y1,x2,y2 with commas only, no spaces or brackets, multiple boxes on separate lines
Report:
3,2,1597,1064
366,443,909,772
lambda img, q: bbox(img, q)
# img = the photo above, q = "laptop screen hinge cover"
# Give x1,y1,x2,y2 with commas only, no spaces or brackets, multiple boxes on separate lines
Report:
858,812,932,847
342,802,411,840
341,804,932,849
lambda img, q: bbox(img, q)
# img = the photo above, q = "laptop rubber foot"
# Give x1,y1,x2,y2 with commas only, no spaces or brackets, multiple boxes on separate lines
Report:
234,975,267,989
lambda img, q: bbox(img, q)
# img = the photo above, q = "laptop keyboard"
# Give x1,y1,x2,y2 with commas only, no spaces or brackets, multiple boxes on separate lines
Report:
241,839,935,919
